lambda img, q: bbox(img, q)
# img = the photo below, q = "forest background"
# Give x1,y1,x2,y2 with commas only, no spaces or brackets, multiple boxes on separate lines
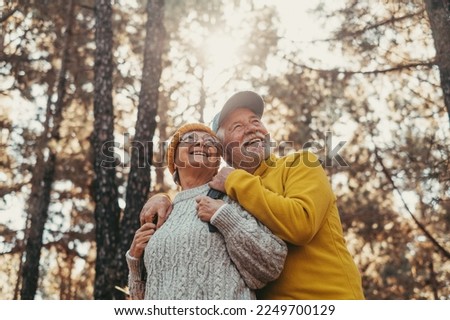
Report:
0,0,449,300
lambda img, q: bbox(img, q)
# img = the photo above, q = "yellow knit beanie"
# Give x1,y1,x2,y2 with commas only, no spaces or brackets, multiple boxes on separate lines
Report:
166,123,218,175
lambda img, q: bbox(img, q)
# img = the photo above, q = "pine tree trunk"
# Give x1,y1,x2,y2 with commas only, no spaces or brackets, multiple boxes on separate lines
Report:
92,0,121,299
114,0,166,298
155,106,168,192
20,153,55,299
424,0,450,124
20,0,74,300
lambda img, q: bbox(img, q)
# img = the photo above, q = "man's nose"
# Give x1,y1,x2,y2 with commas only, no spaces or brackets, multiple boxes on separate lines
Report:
244,122,258,133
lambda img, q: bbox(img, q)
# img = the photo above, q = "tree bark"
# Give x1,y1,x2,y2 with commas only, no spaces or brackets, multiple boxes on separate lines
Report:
155,100,169,192
424,0,450,124
114,0,166,298
20,0,74,300
92,0,121,299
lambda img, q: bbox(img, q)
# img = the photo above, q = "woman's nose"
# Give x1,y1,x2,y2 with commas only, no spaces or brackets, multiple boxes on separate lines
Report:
193,138,211,147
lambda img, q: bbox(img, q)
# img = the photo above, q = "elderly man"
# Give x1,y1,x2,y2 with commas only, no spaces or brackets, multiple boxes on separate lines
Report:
142,91,364,300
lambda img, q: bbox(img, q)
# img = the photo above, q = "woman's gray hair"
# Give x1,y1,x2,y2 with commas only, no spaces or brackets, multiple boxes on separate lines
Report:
172,168,180,185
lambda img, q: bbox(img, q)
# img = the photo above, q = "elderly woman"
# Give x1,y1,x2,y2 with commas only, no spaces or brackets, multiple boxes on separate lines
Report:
126,123,287,300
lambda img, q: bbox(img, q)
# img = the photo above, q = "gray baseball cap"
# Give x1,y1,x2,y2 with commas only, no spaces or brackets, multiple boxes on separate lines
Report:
211,91,265,133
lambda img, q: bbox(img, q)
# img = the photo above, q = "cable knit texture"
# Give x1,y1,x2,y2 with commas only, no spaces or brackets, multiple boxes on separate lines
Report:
127,183,287,300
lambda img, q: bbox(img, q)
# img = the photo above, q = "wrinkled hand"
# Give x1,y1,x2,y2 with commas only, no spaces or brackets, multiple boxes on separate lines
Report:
139,194,173,229
129,222,156,259
208,167,235,193
195,195,225,222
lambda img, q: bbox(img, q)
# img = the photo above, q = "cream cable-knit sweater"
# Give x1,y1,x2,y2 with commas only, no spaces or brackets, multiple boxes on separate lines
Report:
126,183,287,300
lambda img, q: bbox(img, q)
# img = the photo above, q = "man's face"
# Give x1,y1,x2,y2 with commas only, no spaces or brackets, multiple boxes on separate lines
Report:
219,107,270,172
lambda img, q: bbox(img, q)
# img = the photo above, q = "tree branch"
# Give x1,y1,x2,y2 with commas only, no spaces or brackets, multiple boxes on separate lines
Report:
284,56,435,75
0,7,18,24
0,54,49,63
372,142,450,260
312,9,426,43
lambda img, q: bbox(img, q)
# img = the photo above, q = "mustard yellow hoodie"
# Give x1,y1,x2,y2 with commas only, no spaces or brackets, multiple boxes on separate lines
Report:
225,151,364,299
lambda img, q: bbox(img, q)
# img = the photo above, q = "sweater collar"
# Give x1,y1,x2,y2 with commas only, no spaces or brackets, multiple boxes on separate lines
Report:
173,183,210,205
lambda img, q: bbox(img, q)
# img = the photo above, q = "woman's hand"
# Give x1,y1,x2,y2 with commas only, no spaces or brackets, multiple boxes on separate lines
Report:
195,195,225,222
129,222,156,259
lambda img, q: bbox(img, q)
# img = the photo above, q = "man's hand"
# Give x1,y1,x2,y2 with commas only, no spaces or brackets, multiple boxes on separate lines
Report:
209,167,235,192
139,194,173,229
195,195,225,222
129,222,156,259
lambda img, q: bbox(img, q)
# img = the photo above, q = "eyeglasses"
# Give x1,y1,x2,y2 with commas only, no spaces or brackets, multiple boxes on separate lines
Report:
179,132,220,147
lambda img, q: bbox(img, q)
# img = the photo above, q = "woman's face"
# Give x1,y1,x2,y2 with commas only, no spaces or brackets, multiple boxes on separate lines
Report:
174,130,221,172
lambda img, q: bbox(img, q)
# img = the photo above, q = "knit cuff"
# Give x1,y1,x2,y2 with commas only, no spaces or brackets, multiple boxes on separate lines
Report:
126,250,142,281
210,204,242,236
